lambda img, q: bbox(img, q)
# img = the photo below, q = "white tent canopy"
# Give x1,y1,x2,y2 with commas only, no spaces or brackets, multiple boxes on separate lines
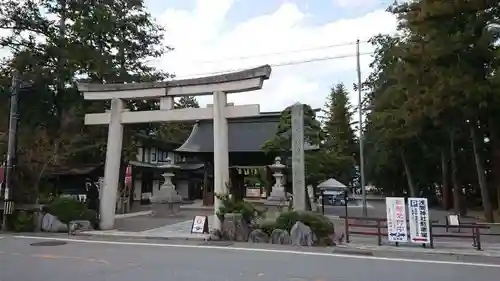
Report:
317,178,347,190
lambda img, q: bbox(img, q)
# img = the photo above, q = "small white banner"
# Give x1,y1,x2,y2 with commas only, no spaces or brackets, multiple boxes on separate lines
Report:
386,197,408,242
408,197,431,244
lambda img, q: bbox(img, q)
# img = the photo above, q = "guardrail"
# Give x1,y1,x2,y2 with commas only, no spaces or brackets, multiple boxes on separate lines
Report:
340,216,496,250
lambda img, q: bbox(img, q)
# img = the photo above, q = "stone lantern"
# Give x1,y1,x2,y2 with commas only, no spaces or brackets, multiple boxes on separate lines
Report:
264,156,289,210
150,157,182,216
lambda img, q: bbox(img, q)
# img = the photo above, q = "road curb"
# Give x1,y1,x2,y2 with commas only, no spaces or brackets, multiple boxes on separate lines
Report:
75,232,208,242
354,246,500,262
332,247,374,256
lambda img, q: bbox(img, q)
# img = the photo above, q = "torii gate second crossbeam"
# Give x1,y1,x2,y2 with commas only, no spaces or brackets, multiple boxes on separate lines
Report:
77,65,272,230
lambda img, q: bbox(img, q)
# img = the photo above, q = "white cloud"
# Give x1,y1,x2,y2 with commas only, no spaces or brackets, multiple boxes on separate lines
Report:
0,0,398,113
334,0,380,8
156,0,398,111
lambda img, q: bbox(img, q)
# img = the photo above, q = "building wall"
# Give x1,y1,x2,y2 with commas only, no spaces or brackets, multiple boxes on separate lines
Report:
131,144,198,202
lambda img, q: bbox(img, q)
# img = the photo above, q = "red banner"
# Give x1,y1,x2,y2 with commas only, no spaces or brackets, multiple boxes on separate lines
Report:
124,165,132,186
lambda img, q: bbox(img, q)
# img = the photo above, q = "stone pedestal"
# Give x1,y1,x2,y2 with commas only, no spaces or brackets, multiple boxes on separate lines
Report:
264,157,289,215
150,158,182,217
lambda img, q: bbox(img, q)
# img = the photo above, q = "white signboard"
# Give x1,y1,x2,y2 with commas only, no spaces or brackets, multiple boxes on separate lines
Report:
190,215,208,234
386,197,408,242
447,214,459,226
408,197,431,244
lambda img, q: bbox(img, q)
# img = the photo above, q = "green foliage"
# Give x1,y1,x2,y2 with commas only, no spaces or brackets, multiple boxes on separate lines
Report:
262,104,322,154
11,211,35,232
275,211,334,239
0,0,200,203
215,193,264,223
256,220,277,236
322,83,359,186
362,0,500,220
47,197,93,225
156,96,200,143
261,104,325,186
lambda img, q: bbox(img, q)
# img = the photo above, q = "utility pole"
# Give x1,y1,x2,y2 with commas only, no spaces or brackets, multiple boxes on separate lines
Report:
356,39,367,217
2,70,20,230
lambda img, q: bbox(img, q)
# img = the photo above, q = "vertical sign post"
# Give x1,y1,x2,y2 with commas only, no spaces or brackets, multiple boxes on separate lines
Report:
386,197,408,243
291,103,306,211
408,197,430,244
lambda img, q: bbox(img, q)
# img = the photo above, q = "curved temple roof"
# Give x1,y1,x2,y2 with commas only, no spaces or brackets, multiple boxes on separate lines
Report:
77,65,272,93
176,113,318,153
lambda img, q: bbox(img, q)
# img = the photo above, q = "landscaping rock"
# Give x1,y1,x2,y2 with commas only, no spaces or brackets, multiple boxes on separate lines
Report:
334,232,345,244
70,220,93,231
207,228,222,241
248,229,269,243
222,213,251,242
290,221,313,246
41,213,68,232
270,229,291,245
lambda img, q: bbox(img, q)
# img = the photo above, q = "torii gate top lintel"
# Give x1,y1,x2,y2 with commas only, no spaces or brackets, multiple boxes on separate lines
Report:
77,65,272,100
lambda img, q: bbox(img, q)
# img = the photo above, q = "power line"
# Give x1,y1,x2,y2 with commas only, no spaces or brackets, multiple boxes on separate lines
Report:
193,40,370,63
173,52,373,79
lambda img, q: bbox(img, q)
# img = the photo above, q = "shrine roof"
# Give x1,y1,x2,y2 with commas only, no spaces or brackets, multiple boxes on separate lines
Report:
176,112,318,153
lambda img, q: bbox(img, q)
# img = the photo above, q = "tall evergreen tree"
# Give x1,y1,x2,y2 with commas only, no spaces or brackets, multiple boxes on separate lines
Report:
322,83,357,186
363,0,500,220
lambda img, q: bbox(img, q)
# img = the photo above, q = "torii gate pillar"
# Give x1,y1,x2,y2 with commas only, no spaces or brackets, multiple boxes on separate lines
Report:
101,98,124,230
78,65,272,230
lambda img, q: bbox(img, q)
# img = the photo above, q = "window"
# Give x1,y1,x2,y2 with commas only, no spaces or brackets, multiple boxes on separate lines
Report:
158,150,168,162
174,154,183,164
150,147,157,163
143,148,150,163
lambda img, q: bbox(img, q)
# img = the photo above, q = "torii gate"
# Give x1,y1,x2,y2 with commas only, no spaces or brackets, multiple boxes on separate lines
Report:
77,65,272,230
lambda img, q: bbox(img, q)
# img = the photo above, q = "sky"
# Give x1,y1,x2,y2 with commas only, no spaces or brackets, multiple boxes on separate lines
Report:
146,0,399,112
0,0,400,112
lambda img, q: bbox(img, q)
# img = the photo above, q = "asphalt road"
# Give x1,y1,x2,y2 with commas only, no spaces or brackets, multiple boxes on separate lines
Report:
1,236,499,281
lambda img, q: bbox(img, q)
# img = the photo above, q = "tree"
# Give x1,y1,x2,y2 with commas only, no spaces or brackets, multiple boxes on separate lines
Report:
363,0,500,221
393,0,499,220
322,83,358,186
156,96,200,143
262,104,324,186
0,0,180,203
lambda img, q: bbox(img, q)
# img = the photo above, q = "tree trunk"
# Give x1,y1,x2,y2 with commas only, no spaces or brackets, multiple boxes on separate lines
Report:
441,149,451,210
470,122,494,222
449,129,464,215
400,150,417,197
488,117,500,212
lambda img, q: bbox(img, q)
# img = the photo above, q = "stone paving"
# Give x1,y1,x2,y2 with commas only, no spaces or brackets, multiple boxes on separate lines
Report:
142,215,215,235
82,210,214,240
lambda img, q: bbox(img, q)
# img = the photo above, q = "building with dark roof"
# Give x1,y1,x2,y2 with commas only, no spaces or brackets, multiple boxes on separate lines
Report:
175,111,318,205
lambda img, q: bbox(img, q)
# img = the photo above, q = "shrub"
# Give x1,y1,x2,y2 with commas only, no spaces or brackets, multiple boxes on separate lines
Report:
258,220,277,236
11,211,35,232
48,197,90,226
275,211,334,240
215,193,263,223
275,210,301,232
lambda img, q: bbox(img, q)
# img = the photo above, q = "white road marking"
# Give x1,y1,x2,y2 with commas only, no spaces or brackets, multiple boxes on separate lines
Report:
12,235,500,268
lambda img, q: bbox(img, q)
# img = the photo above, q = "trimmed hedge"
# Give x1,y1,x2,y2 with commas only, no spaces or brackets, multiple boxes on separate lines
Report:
275,210,334,239
48,197,96,226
